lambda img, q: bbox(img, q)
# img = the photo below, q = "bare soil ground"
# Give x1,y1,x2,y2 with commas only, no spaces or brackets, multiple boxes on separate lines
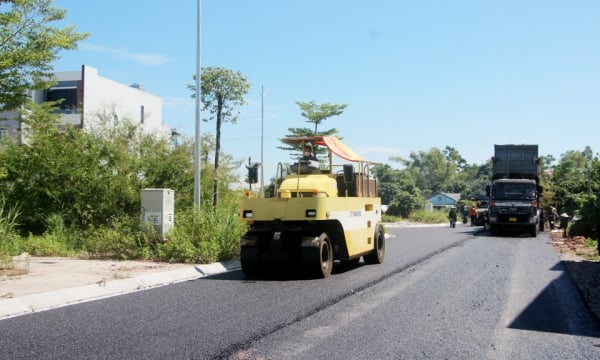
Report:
0,256,194,298
550,229,600,320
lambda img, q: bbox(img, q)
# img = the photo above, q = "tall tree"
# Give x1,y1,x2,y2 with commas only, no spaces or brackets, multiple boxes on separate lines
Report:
0,0,88,111
551,147,597,214
443,146,467,171
540,154,556,172
396,147,453,194
189,67,250,207
295,100,347,135
281,101,347,159
549,147,600,237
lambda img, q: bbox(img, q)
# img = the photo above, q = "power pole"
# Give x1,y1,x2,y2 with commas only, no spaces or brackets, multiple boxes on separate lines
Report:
194,0,202,208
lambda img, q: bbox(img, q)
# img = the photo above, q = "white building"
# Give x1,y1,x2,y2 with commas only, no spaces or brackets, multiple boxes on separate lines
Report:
0,65,170,142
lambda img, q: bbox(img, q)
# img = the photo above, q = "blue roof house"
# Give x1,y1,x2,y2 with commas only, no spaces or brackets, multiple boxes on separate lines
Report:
426,193,461,210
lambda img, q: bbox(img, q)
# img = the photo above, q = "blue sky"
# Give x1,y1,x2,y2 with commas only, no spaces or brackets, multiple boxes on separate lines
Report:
52,0,600,178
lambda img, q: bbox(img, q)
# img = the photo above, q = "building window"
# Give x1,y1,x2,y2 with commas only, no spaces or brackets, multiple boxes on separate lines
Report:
140,105,145,124
46,87,78,111
0,128,7,139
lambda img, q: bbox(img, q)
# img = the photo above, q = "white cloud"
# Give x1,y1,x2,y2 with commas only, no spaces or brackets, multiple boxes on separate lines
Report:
81,43,172,66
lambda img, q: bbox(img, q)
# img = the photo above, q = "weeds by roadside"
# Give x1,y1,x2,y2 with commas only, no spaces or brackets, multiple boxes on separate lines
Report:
383,209,449,224
575,237,599,261
0,198,247,265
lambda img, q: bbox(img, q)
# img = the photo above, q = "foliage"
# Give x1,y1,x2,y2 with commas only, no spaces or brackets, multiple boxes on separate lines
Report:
375,163,424,218
393,147,462,194
0,93,251,261
452,162,491,199
2,103,136,232
22,232,72,257
0,4,253,263
584,238,599,258
2,103,222,234
548,146,600,239
158,199,247,263
567,194,599,238
0,0,88,111
189,67,250,207
0,197,21,255
550,148,595,214
378,182,401,207
382,213,403,223
0,197,20,237
374,164,401,205
280,100,346,159
387,190,424,218
408,209,448,224
295,100,347,135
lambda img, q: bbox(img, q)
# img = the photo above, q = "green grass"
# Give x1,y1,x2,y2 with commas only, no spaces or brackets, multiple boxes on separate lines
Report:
0,201,246,264
383,209,450,224
408,209,449,224
583,238,600,261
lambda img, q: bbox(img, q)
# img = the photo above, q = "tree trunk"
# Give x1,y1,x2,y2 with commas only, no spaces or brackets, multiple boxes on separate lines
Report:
213,97,223,207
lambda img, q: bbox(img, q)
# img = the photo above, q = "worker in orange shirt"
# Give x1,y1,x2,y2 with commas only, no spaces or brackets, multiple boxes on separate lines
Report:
468,205,477,226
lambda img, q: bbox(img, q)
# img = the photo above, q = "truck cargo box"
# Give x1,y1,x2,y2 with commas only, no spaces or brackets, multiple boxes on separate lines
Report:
492,144,540,180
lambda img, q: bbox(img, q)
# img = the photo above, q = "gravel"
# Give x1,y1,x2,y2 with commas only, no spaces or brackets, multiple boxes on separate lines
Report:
550,230,600,320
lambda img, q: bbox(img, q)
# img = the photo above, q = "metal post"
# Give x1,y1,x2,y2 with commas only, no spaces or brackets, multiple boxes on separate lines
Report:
194,0,202,208
248,157,253,191
260,85,265,197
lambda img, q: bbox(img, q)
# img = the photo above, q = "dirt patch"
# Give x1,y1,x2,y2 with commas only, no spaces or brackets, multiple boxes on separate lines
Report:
550,230,600,320
0,268,29,277
0,256,194,298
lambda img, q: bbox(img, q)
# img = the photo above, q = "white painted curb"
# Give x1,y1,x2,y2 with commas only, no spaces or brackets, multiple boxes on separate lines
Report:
0,260,240,320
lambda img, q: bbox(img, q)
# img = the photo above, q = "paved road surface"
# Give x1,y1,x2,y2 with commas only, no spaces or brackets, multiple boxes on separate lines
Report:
1,224,598,359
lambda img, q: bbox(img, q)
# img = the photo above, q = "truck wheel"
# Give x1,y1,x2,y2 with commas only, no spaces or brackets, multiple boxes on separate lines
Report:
364,225,385,264
301,233,333,278
241,247,261,278
530,225,538,237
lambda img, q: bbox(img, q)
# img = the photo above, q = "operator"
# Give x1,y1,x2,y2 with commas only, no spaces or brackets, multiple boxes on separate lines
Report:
300,145,318,162
291,145,320,174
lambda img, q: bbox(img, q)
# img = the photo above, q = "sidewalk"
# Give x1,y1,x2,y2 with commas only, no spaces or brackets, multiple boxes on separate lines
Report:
0,255,240,320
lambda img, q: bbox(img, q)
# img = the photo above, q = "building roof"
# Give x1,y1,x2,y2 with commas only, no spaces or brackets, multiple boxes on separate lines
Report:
427,192,461,206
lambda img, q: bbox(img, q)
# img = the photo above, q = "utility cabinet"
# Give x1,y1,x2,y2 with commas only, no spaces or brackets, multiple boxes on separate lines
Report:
141,188,174,238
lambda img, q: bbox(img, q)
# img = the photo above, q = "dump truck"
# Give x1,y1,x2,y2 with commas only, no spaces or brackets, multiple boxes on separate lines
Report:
239,136,385,278
486,144,543,236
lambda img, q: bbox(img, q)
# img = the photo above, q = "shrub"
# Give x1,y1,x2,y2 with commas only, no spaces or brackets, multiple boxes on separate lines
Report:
387,190,424,218
382,214,404,222
409,209,448,224
0,234,21,257
22,233,72,257
0,198,20,238
567,195,599,239
81,216,153,260
158,200,247,264
0,199,23,256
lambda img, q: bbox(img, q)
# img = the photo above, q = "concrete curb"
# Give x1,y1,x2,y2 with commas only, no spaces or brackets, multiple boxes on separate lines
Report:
0,260,240,320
